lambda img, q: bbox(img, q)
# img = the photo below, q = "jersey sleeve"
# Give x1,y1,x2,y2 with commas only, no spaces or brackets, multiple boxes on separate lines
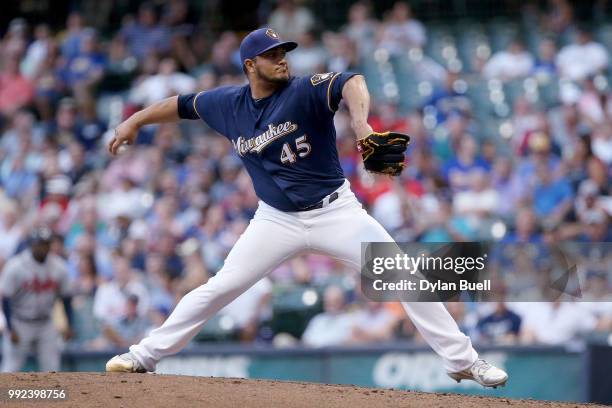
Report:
177,93,200,120
304,72,360,113
192,87,234,135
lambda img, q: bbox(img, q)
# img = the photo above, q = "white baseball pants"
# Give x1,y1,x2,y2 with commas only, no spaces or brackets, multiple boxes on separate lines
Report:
1,318,61,372
130,180,478,372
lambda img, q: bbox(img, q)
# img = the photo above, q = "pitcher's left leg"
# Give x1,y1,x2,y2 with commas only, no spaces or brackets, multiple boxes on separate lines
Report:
309,195,508,386
310,200,477,371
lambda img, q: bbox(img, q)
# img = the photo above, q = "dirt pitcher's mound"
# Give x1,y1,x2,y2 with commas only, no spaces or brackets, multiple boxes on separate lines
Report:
0,373,606,408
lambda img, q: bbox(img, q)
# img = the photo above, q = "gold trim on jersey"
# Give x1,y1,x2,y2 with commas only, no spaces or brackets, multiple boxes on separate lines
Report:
326,72,342,112
192,91,204,118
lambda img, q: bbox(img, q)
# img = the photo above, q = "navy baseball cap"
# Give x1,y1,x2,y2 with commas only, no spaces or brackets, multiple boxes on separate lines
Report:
240,28,298,64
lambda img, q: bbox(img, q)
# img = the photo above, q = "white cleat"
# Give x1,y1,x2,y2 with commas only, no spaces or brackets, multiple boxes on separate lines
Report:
448,359,508,388
105,353,148,373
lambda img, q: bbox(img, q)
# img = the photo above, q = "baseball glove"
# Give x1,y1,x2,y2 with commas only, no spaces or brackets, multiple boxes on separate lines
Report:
357,131,411,176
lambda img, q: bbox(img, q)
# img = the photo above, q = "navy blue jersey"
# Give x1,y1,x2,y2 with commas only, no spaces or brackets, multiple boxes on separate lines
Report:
178,72,358,211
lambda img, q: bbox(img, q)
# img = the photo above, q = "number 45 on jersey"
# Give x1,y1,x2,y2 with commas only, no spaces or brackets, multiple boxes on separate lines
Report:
280,135,311,164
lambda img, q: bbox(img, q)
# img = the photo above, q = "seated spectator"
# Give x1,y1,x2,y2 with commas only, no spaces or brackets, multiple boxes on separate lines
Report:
531,38,557,79
58,29,107,108
378,2,426,55
0,200,24,264
21,24,53,79
423,71,471,124
542,0,574,35
342,1,378,56
482,40,534,81
60,12,87,60
556,26,608,81
0,54,35,119
531,162,573,227
453,171,500,220
219,278,273,342
519,301,600,345
348,301,399,343
302,286,353,347
268,0,315,42
129,57,196,107
287,31,327,76
325,33,359,75
120,2,171,61
368,102,410,134
93,255,150,325
0,109,45,158
491,156,523,218
476,302,521,345
503,206,542,243
103,294,150,348
443,135,491,192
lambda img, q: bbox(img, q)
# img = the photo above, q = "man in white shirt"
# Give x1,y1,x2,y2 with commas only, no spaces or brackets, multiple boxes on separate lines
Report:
302,285,353,347
129,58,196,107
483,41,534,81
519,301,599,345
556,27,609,81
93,255,149,325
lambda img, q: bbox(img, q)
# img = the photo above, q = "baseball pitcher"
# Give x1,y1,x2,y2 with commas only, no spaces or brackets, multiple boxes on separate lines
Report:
105,28,507,387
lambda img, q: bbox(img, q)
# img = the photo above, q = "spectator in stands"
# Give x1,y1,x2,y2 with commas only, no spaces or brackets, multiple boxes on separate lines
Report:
443,135,491,192
302,286,353,347
453,171,500,223
324,33,359,73
378,2,426,55
0,200,24,265
349,301,399,344
219,278,273,342
0,53,35,119
129,57,196,107
343,1,378,56
482,40,534,81
103,294,150,348
491,156,523,218
542,0,574,34
58,29,106,111
476,302,522,345
287,31,327,76
21,24,53,79
93,254,150,325
207,31,241,77
531,162,573,228
424,71,472,124
556,26,609,81
60,12,88,60
503,206,542,243
519,301,600,345
268,0,315,42
531,38,557,79
591,124,612,165
120,2,171,61
71,253,103,349
1,109,44,158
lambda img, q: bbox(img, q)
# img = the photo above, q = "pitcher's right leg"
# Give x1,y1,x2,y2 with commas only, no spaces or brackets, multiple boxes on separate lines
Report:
107,204,304,372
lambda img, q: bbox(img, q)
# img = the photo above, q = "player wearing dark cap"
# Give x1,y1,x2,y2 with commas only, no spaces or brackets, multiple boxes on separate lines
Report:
106,27,507,388
0,227,73,372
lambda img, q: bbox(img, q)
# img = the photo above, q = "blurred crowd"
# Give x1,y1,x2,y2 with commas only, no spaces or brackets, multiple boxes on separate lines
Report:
0,0,611,353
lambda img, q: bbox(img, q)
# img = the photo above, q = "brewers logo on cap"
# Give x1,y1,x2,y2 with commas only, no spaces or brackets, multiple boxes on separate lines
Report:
265,29,280,39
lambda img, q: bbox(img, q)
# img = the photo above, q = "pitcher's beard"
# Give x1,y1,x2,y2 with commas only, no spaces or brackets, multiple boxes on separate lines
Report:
257,67,290,85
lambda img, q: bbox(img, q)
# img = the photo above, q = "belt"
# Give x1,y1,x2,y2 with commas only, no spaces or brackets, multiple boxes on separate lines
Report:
301,191,339,211
14,316,50,323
